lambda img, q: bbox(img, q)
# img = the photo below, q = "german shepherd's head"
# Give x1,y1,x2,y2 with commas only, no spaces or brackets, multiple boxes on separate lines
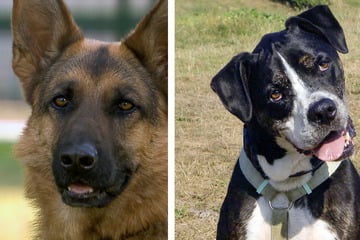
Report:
12,0,167,238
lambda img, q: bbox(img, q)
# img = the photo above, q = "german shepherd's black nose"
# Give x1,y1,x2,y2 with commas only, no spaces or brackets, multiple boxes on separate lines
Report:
308,98,337,125
60,143,98,171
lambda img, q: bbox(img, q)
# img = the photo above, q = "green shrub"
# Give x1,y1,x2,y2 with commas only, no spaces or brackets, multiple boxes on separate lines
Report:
274,0,331,9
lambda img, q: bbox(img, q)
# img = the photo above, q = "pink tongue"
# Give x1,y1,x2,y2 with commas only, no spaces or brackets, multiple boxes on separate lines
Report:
69,184,93,194
314,133,345,161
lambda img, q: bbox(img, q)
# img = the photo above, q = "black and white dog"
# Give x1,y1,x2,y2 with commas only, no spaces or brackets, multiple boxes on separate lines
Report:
211,5,360,240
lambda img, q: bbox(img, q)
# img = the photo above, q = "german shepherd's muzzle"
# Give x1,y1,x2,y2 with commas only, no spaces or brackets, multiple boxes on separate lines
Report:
53,114,135,208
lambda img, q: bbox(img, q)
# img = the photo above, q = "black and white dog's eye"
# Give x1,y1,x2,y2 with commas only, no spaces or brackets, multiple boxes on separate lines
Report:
270,90,282,102
318,62,329,72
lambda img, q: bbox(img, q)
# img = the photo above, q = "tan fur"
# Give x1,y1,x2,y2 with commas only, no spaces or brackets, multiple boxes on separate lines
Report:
12,0,168,239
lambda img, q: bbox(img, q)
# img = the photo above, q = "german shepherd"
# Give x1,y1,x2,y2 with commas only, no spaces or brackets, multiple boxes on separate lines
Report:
11,0,167,239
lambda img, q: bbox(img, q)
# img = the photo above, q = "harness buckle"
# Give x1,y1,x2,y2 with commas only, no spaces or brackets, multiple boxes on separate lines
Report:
268,194,294,211
268,199,294,211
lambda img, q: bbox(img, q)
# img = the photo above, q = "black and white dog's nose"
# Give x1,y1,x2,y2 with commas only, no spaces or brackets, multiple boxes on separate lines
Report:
307,98,337,125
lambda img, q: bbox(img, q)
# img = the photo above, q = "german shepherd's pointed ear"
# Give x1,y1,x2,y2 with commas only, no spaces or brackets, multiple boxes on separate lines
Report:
12,0,83,104
124,0,168,97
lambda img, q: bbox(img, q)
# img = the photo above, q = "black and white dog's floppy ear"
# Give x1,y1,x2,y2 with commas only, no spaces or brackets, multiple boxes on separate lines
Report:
211,53,253,123
285,5,348,54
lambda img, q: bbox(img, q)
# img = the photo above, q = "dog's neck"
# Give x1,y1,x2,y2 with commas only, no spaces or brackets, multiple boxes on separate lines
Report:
243,125,323,191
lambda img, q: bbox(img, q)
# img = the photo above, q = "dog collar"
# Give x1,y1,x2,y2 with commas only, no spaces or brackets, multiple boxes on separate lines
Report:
238,148,341,239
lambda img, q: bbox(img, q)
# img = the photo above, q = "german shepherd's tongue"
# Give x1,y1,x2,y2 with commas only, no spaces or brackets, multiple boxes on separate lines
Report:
314,131,345,161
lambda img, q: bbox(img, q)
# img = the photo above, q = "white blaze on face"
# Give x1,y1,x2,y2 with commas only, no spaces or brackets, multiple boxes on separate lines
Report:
277,52,314,150
277,53,309,103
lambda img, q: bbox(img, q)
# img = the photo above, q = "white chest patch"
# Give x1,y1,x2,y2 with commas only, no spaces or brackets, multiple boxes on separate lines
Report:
246,197,337,240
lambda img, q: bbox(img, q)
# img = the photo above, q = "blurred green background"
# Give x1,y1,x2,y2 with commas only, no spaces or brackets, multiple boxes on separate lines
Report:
0,142,22,186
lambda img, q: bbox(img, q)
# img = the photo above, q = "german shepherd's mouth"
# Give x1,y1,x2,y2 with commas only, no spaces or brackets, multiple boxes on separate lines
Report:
61,176,130,208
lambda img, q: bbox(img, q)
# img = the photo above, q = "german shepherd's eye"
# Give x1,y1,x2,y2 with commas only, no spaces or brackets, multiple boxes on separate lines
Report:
118,101,135,112
52,96,70,109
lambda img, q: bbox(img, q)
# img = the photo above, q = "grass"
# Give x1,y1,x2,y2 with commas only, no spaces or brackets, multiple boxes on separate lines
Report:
175,0,360,239
346,0,360,7
0,141,34,239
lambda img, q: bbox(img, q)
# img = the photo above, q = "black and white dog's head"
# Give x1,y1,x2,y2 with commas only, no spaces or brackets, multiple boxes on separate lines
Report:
211,5,355,182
